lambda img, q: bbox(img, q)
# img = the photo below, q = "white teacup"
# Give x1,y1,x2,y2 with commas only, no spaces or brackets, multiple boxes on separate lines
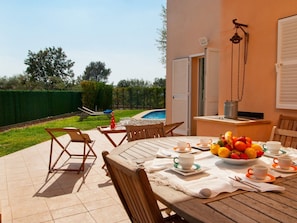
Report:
199,138,212,147
273,155,292,170
247,165,268,180
177,141,190,152
173,153,194,170
265,141,281,155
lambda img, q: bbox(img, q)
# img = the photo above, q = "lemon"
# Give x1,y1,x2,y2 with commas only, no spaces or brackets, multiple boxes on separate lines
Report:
245,147,257,159
210,143,220,155
218,147,231,158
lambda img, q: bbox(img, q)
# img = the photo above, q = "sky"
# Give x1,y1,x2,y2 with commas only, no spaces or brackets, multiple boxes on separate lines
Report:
0,0,166,85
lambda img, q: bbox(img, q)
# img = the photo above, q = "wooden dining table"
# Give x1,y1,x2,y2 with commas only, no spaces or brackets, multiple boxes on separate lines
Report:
110,136,297,223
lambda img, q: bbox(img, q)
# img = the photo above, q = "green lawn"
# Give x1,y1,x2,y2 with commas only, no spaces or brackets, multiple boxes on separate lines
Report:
0,109,144,157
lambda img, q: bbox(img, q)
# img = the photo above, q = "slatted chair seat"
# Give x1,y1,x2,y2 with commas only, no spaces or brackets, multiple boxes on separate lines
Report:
102,151,188,223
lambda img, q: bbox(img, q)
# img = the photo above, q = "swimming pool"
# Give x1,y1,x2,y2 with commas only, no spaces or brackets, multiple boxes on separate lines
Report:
141,109,166,119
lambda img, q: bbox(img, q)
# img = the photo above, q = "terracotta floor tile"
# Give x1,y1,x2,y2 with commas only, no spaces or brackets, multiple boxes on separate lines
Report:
10,198,49,219
54,212,96,223
83,197,116,211
12,211,53,223
0,129,130,223
45,193,82,211
51,203,87,220
89,204,129,223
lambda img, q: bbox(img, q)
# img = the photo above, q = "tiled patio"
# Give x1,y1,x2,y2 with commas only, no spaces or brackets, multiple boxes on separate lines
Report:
0,129,130,223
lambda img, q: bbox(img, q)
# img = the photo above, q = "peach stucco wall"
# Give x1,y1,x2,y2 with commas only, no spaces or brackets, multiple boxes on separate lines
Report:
166,0,221,126
167,0,297,135
220,0,297,123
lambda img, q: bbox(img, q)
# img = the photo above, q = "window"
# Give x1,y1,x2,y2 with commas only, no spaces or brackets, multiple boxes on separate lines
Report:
276,15,297,109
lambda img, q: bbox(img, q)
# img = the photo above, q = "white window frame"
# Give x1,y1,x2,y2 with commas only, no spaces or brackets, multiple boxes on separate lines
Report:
276,15,297,109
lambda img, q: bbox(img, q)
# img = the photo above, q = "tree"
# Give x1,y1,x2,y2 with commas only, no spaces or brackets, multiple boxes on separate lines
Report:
24,47,75,90
153,77,166,88
81,61,111,83
117,78,151,87
0,74,31,90
156,5,167,66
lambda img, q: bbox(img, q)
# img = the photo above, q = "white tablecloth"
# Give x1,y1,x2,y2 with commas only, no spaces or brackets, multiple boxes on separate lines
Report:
145,145,296,198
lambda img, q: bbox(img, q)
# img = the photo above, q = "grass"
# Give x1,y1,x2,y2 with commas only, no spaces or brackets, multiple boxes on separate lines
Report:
0,109,144,157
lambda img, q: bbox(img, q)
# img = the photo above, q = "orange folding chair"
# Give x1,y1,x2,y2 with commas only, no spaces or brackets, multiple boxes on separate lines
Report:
45,127,97,173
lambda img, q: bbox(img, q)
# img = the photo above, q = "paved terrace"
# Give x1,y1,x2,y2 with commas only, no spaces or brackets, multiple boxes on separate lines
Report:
0,128,131,223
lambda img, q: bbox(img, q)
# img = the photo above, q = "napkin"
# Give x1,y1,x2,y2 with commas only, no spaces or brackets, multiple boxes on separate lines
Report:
229,174,285,192
149,170,237,199
144,158,173,173
230,180,285,192
156,149,173,158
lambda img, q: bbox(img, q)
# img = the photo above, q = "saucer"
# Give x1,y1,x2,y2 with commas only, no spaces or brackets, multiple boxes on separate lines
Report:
245,173,276,183
263,149,286,158
271,163,297,173
197,143,210,148
172,163,205,176
173,163,200,172
173,147,192,153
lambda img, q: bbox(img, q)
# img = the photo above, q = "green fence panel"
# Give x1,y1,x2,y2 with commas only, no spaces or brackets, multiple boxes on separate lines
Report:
0,91,82,127
0,87,165,127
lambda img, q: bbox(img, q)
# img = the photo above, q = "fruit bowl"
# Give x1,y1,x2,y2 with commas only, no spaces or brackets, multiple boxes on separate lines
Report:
214,155,260,165
210,130,265,165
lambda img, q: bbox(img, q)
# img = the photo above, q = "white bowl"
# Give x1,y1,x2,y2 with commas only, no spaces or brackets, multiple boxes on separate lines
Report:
215,156,260,165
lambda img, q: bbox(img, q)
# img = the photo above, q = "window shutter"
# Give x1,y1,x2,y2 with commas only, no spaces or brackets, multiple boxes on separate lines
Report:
276,15,297,109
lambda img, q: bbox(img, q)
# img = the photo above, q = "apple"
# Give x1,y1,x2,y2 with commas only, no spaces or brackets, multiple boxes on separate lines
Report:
257,150,264,157
230,153,240,159
239,153,249,159
237,136,246,143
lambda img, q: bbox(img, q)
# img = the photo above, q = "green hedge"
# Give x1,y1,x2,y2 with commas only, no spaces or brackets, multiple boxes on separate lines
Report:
0,85,166,127
80,81,113,110
0,90,82,127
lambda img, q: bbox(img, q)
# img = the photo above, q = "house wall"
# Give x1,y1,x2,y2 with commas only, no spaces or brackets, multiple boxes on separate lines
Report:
166,0,221,128
167,0,297,137
220,0,297,126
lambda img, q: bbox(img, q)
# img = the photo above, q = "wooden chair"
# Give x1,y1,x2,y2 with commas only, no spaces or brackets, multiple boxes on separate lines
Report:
164,121,184,136
45,127,97,173
125,123,165,142
102,151,188,223
269,114,297,148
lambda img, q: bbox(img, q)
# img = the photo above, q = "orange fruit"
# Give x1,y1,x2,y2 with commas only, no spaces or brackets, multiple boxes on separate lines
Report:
251,144,263,152
245,147,257,159
234,141,247,152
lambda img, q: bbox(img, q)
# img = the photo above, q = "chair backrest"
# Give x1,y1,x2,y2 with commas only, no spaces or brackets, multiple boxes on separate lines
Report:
164,121,184,136
125,123,165,142
277,114,297,130
102,151,165,223
63,127,92,143
270,126,297,148
270,114,297,148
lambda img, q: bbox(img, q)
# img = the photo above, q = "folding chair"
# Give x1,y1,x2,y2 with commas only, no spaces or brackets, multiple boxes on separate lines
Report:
102,151,188,223
45,127,97,173
125,123,165,142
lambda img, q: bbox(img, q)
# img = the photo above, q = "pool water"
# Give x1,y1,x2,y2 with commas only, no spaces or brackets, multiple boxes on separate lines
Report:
141,110,166,119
